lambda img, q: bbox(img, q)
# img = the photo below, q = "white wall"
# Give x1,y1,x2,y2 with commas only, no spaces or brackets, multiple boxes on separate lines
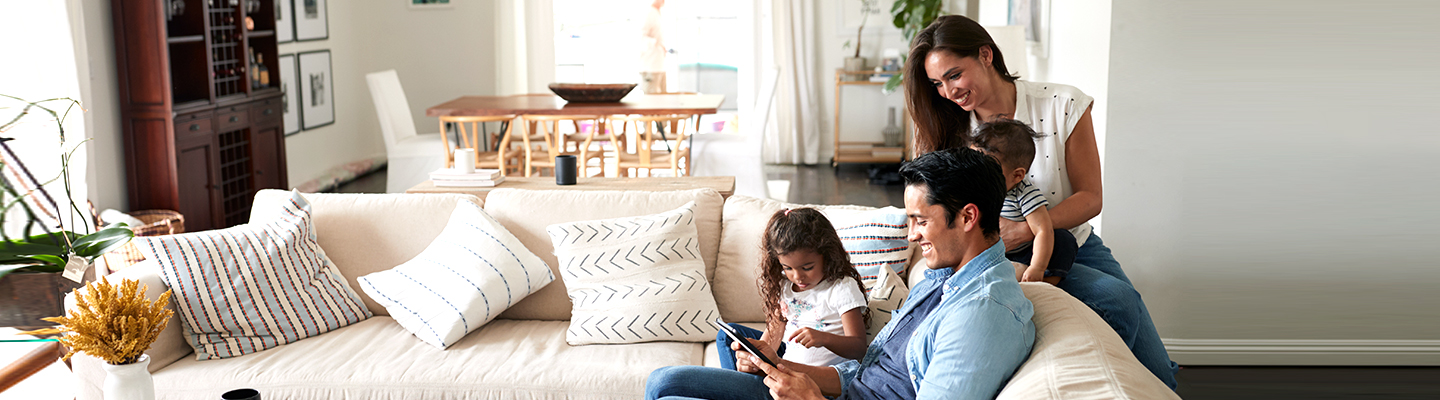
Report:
280,0,498,186
75,0,124,212
1107,0,1440,365
75,0,499,208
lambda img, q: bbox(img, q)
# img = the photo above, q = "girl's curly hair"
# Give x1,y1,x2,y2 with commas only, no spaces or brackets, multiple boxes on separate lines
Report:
758,208,869,334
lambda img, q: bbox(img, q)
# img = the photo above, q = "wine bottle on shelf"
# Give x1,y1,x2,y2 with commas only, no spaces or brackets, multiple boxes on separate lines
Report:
257,54,270,88
249,49,260,89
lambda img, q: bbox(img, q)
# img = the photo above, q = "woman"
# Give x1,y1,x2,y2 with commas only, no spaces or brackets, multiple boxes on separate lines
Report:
904,15,1179,389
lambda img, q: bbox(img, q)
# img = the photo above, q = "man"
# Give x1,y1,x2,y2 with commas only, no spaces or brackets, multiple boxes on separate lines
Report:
645,148,1035,400
638,0,667,94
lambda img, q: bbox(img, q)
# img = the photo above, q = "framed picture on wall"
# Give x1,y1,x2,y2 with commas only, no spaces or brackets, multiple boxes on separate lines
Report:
297,50,334,130
277,53,301,135
276,0,294,42
295,0,328,41
410,0,452,9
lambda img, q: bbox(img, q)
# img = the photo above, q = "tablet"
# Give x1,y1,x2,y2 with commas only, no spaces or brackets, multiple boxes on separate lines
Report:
713,318,776,367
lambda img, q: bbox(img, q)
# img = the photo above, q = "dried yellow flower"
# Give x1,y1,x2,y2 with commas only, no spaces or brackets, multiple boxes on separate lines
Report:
20,277,173,365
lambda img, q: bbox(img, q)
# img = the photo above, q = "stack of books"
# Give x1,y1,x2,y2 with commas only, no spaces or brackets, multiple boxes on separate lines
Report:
430,168,505,187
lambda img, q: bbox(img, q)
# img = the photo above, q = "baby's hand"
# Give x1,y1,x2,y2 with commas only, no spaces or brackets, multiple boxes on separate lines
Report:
1021,268,1045,282
786,328,827,348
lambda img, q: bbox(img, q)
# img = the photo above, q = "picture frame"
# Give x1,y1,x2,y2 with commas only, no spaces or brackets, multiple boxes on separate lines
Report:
297,50,334,130
409,0,452,9
295,0,328,41
276,0,294,43
277,53,301,135
1009,0,1050,58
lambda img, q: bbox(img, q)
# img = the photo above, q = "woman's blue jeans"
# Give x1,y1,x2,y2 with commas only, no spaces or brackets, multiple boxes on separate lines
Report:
1061,234,1179,389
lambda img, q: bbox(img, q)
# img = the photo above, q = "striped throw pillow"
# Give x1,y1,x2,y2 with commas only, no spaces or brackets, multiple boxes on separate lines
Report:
136,191,371,360
547,201,720,345
356,200,553,349
827,207,912,288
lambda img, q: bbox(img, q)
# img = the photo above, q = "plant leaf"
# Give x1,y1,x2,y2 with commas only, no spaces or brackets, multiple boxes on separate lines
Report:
71,225,134,257
883,73,905,94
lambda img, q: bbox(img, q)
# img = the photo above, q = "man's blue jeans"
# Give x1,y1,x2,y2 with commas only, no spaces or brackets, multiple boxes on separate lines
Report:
1060,235,1179,389
646,365,772,400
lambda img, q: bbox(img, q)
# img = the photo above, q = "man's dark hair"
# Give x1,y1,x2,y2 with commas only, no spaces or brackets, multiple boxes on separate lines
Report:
899,147,1006,238
971,118,1044,172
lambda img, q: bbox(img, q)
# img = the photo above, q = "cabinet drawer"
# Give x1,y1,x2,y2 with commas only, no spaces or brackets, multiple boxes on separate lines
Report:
251,98,281,125
174,112,214,139
216,106,249,132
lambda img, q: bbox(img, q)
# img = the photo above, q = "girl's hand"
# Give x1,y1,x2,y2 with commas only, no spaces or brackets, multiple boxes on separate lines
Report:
787,328,829,348
733,338,782,375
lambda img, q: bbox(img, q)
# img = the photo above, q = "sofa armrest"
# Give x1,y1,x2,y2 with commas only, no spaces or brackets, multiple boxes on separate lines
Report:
65,261,192,371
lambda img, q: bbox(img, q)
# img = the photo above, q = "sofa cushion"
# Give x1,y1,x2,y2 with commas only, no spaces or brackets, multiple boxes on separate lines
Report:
484,188,724,321
549,202,720,345
714,195,911,322
997,283,1180,400
251,190,483,316
357,200,554,349
137,190,371,360
144,318,704,400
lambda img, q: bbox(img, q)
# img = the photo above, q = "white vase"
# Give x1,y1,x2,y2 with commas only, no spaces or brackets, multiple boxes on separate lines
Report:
101,354,155,400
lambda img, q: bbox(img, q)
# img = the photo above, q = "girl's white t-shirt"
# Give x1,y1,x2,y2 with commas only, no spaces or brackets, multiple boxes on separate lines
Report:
779,276,868,366
970,79,1095,246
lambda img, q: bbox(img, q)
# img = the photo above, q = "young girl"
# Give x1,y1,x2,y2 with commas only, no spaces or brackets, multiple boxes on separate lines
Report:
717,208,869,370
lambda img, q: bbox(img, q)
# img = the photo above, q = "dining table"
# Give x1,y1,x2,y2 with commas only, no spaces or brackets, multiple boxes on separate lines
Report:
426,93,726,173
426,93,726,118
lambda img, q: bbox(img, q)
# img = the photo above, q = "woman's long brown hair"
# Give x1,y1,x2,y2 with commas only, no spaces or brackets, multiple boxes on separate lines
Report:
757,208,869,338
905,15,1019,155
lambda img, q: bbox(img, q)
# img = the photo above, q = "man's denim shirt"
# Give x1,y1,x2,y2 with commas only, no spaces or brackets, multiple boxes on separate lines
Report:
833,240,1036,399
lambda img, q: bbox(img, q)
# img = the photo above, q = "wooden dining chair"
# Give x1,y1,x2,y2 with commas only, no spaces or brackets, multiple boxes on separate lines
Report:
606,114,694,177
438,115,522,176
517,115,605,177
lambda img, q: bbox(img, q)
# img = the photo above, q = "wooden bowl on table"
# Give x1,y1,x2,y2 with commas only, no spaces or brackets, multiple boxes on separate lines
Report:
547,83,638,103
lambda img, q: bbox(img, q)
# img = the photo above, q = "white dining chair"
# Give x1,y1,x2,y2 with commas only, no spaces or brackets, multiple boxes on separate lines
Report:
366,70,447,193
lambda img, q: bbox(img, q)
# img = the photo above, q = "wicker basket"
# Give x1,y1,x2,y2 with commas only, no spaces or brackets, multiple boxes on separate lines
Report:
100,210,185,272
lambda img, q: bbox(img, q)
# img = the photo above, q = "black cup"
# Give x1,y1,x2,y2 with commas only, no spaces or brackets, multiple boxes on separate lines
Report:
555,155,577,185
221,388,260,400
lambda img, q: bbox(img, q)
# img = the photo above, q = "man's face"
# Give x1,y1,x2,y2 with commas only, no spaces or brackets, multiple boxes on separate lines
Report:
905,184,969,270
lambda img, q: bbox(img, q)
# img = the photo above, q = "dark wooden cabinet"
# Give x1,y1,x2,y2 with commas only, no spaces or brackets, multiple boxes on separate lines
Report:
113,0,287,231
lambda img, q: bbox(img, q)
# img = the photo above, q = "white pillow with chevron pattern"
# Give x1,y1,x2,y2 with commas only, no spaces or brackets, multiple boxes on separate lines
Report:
357,200,554,349
547,201,720,345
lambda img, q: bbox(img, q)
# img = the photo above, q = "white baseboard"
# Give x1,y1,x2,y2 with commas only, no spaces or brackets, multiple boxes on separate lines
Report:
1165,339,1440,366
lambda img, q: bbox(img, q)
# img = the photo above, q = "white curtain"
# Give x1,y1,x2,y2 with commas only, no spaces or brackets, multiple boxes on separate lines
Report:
495,0,557,95
763,0,822,165
0,0,89,237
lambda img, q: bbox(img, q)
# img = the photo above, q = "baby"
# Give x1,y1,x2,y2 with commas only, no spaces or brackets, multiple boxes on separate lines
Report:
970,119,1076,285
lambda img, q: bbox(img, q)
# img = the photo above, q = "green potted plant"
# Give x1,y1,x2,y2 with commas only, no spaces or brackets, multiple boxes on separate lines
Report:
0,95,134,327
884,0,946,93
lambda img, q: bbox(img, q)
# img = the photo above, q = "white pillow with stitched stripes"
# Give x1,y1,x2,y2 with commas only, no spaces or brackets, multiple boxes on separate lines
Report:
357,200,553,349
547,201,720,345
136,190,372,360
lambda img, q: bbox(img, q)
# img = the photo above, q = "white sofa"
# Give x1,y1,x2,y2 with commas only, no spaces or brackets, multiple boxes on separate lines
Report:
72,188,1176,399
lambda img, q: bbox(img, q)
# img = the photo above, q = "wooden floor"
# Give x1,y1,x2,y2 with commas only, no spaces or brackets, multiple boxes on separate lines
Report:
335,164,1440,399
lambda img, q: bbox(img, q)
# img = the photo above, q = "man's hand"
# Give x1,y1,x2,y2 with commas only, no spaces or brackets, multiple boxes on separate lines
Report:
786,327,829,348
732,337,782,375
755,358,826,400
